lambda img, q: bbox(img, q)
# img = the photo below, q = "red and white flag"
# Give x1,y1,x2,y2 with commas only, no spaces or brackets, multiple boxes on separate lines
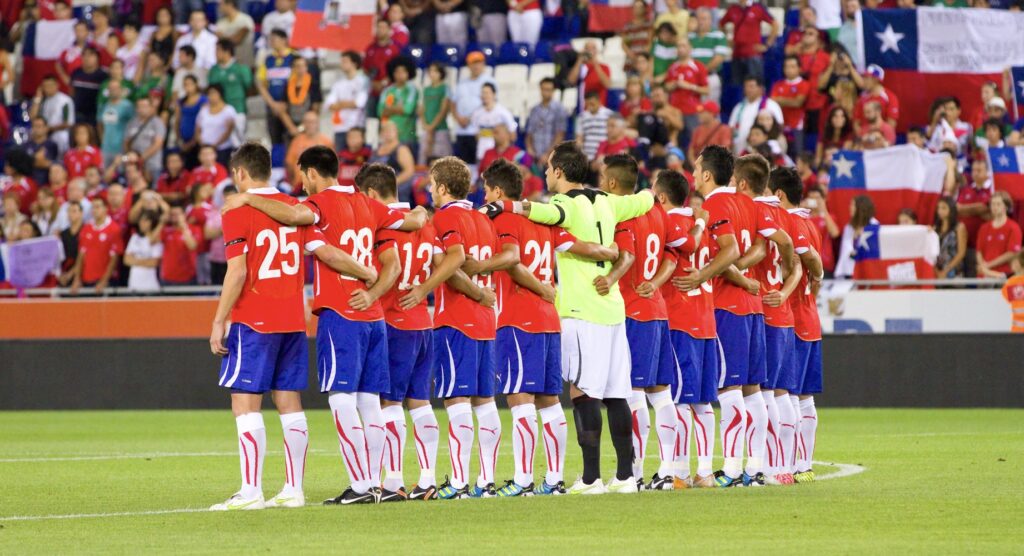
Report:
291,0,376,52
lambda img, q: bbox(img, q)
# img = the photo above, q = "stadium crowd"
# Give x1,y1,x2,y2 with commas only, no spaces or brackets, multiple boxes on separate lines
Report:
1,0,1023,292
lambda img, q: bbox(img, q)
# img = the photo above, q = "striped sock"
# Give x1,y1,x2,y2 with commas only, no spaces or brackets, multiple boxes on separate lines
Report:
446,403,474,489
279,411,308,495
538,404,567,485
382,405,406,492
236,412,265,499
510,403,537,488
329,393,370,494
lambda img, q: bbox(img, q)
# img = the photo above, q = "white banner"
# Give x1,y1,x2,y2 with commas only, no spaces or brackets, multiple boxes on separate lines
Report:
820,287,1011,333
917,8,1024,74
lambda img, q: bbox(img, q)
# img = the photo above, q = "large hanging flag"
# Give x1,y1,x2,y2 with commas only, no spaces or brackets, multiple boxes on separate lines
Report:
989,146,1024,201
1010,66,1024,119
291,0,376,52
853,224,938,282
860,8,1024,130
588,0,633,33
19,19,75,98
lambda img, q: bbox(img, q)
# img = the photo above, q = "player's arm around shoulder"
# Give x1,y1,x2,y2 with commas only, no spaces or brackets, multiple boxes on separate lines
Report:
223,192,315,226
610,188,655,223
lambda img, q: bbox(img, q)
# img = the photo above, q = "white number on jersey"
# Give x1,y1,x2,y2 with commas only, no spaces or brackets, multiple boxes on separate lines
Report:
686,245,714,297
339,228,374,282
524,239,553,283
255,227,300,280
467,244,494,289
398,241,433,290
766,243,784,287
738,229,753,276
643,233,660,281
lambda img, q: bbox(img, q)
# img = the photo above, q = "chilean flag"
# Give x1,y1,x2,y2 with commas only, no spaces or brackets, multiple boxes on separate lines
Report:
989,147,1024,201
588,0,633,33
828,146,946,228
19,19,75,98
1011,66,1024,119
860,8,1024,131
853,224,937,282
291,0,375,52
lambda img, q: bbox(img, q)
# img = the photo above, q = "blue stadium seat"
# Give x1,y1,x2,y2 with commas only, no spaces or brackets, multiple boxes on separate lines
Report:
73,5,93,21
467,42,498,65
498,42,533,65
534,40,555,63
204,2,219,25
404,44,429,69
785,8,801,29
540,16,566,40
432,43,464,67
247,2,269,23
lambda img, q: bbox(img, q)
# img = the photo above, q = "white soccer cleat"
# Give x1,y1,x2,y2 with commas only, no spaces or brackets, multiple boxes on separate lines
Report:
209,492,266,511
568,477,609,495
606,476,641,494
267,489,305,508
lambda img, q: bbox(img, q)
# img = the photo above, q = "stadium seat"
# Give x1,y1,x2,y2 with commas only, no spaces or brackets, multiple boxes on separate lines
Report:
561,87,578,113
528,63,556,86
534,40,556,63
204,2,219,26
365,118,380,146
608,63,627,90
540,15,566,40
570,37,597,52
246,2,269,22
467,42,498,65
319,70,341,93
606,89,624,112
432,43,464,67
495,64,529,86
603,36,623,58
525,86,542,112
498,42,533,65
404,44,430,69
458,65,495,82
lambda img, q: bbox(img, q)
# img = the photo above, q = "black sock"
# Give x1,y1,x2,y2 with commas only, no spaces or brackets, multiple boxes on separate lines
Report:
603,398,634,481
573,395,603,484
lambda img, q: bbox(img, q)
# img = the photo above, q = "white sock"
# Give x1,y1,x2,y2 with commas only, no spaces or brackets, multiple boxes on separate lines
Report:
538,404,567,485
329,393,371,494
648,390,676,478
446,403,474,489
410,405,439,488
474,402,502,488
510,403,537,488
776,394,796,475
744,392,768,476
789,394,801,471
628,391,649,479
236,412,266,499
356,393,386,489
717,389,746,478
279,411,308,495
798,397,818,471
762,391,780,476
382,405,406,492
672,404,692,479
692,403,716,478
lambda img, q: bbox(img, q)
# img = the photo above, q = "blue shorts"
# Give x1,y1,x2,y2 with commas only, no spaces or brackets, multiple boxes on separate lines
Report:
763,325,796,391
626,319,677,389
382,326,434,402
714,310,767,388
315,309,390,394
496,328,562,396
434,326,496,399
218,323,308,394
794,338,823,395
669,331,720,404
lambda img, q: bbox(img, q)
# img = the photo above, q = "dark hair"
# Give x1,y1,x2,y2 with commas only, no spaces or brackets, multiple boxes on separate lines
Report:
698,145,733,186
20,220,42,239
983,118,1005,139
270,29,288,40
430,156,472,199
427,61,447,79
635,52,651,61
654,169,689,207
734,154,771,194
656,22,677,36
743,75,764,88
122,20,139,32
297,145,339,179
944,96,961,109
907,125,926,136
230,142,272,181
222,185,238,195
584,90,601,101
603,154,639,192
933,196,959,235
898,208,918,223
748,123,769,139
137,210,159,231
216,38,235,55
482,82,497,94
82,45,99,57
548,141,589,184
783,55,800,66
824,106,853,142
342,51,363,67
205,82,225,99
180,44,196,59
797,151,815,167
4,148,34,177
769,166,803,204
482,158,523,199
539,77,556,88
850,195,876,229
355,163,397,197
387,56,416,82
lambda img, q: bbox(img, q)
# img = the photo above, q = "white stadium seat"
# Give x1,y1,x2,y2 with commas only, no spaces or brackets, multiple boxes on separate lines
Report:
495,64,529,85
561,87,578,112
603,36,623,58
528,63,556,85
365,117,380,147
458,65,495,83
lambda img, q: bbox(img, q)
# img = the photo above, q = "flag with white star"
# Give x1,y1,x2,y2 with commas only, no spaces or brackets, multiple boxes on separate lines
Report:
987,146,1024,201
851,224,939,281
1011,67,1024,117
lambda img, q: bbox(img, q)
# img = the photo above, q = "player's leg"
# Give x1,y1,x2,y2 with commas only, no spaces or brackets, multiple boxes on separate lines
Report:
265,331,311,508
495,328,536,496
742,314,769,486
646,321,678,490
407,329,439,500
624,319,653,486
434,327,476,499
761,325,785,485
535,331,568,495
713,311,750,487
603,321,639,494
356,321,391,496
691,337,720,487
380,326,415,501
668,330,697,487
561,319,608,495
774,328,799,484
470,339,500,498
795,339,822,482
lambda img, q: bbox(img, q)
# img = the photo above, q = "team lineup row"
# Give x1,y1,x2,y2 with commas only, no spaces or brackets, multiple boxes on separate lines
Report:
206,139,823,509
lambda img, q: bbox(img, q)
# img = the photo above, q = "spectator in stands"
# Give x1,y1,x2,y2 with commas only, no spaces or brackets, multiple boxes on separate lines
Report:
729,76,783,155
277,56,321,136
30,75,75,155
859,101,895,150
371,121,417,202
69,47,107,126
378,56,420,149
784,6,827,55
33,187,61,236
479,123,537,198
795,28,830,142
159,204,200,286
70,196,123,295
2,150,37,216
906,126,927,150
155,152,192,204
471,83,518,163
595,115,637,166
262,0,297,42
115,22,144,81
149,7,179,63
941,96,972,160
816,105,854,168
837,0,861,68
195,84,239,167
90,7,119,51
569,40,612,106
84,167,106,197
56,200,83,285
835,194,878,279
756,110,789,160
655,0,690,38
933,196,967,278
25,117,59,186
191,145,229,191
206,184,233,284
124,211,163,292
818,47,862,109
796,152,818,192
125,97,167,180
979,118,1007,150
174,10,218,70
854,65,899,134
689,8,728,105
171,46,206,101
325,51,369,152
976,191,1023,278
720,0,778,86
387,4,411,48
664,37,709,148
285,111,334,186
98,81,135,170
651,22,679,82
63,124,102,180
339,127,373,187
970,80,999,130
186,182,215,285
525,77,567,170
56,20,94,91
897,209,918,226
803,186,839,274
577,91,614,161
99,60,135,109
103,150,143,190
434,0,469,48
451,51,496,165
508,0,542,47
621,0,653,72
2,194,26,240
771,56,810,157
257,30,296,146
688,101,730,162
638,85,681,167
51,166,74,209
620,75,652,120
134,52,173,116
420,62,452,163
173,76,207,168
364,21,401,117
208,40,252,123
400,0,434,45
216,0,255,68
130,189,170,228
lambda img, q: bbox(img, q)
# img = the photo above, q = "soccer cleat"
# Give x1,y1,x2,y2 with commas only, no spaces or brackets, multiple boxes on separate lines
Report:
779,473,796,485
534,481,566,495
379,487,408,502
713,470,743,488
672,476,693,489
794,469,816,483
496,480,534,497
764,474,783,486
209,492,265,511
323,487,379,505
607,476,641,494
436,478,470,500
647,474,674,491
469,482,496,498
266,490,305,508
568,477,608,495
742,472,766,487
408,484,438,501
692,474,717,488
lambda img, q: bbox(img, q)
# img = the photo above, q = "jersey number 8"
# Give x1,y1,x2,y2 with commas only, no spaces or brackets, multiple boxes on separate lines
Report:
340,228,374,282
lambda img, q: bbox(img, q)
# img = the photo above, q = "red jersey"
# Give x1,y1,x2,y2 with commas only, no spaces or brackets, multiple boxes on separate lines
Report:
432,200,498,340
160,223,202,283
363,41,401,86
720,3,773,59
956,183,992,245
977,219,1023,275
665,59,708,115
338,146,372,187
479,145,531,175
770,77,810,130
492,212,571,333
377,203,434,331
619,97,652,119
661,208,716,339
222,189,325,333
798,49,830,111
753,197,809,328
787,208,822,341
1,176,38,215
157,169,194,198
304,184,404,321
615,203,687,322
582,62,611,105
808,213,836,273
78,218,124,283
63,146,103,180
703,187,777,316
596,137,637,159
191,163,228,186
186,201,213,253
854,87,901,127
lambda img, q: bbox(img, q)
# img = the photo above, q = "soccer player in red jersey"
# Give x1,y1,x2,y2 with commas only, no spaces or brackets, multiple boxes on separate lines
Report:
70,197,123,295
396,157,502,499
598,155,689,491
358,164,441,502
769,166,824,484
209,143,377,511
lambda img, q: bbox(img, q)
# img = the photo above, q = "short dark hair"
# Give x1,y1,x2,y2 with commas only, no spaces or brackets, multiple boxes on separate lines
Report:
656,21,677,36
216,38,235,55
205,82,225,99
427,61,447,79
82,46,99,57
230,142,272,181
180,44,196,59
907,125,926,136
603,154,639,192
482,158,523,199
768,166,803,204
270,29,288,40
548,141,589,184
743,75,764,88
654,169,689,207
733,154,771,195
584,90,601,101
784,55,799,66
430,157,472,199
387,56,416,82
984,118,1006,139
342,50,363,67
355,163,397,197
945,96,961,108
698,145,733,186
482,82,497,94
297,145,339,179
540,77,556,87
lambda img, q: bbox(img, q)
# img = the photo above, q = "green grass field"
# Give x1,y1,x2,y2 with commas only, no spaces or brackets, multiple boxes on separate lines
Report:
1,408,1022,554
